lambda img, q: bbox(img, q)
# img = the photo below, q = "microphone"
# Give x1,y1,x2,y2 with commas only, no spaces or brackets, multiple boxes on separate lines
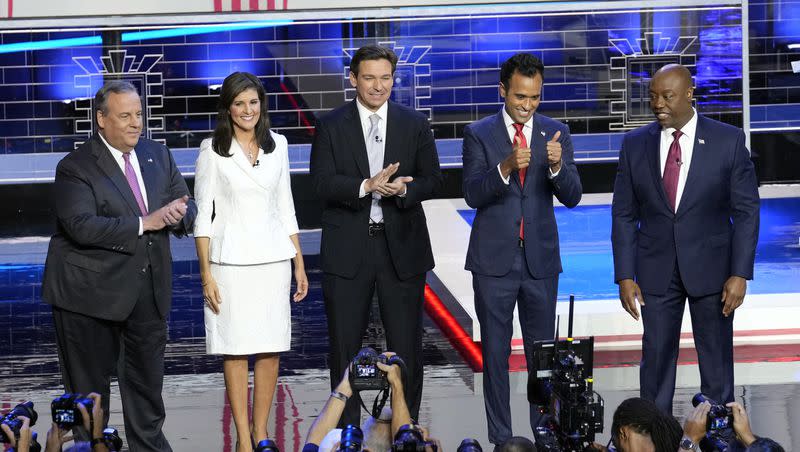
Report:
676,158,683,167
254,159,260,167
375,136,383,143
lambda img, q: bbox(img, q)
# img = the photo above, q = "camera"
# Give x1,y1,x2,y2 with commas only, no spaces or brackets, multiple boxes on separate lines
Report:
51,393,94,428
0,401,38,443
527,296,604,452
457,438,483,452
349,347,405,392
692,393,733,431
102,427,124,451
255,438,280,452
391,424,437,451
338,424,364,451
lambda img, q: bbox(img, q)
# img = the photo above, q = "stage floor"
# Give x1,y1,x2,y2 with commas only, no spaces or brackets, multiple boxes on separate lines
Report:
0,185,798,451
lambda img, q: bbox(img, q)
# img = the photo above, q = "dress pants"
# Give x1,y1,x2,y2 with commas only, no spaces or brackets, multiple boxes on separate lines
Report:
53,269,172,452
323,227,426,427
472,246,558,446
640,263,735,415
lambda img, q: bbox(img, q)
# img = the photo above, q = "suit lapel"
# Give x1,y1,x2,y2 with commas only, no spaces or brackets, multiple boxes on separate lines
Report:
91,135,144,216
676,115,707,217
229,139,270,191
528,114,548,195
384,102,401,167
344,101,371,178
645,123,672,212
489,112,521,191
136,145,158,213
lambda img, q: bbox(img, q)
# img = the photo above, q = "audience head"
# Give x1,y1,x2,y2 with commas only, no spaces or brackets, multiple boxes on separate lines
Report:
362,407,392,452
497,436,536,452
611,397,682,452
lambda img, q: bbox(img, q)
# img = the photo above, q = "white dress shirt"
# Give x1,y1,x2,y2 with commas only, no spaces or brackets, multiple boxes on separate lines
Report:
659,108,698,210
98,132,148,235
357,98,389,200
497,108,560,183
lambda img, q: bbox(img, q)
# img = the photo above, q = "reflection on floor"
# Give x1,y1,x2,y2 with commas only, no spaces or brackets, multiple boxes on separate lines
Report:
1,187,799,451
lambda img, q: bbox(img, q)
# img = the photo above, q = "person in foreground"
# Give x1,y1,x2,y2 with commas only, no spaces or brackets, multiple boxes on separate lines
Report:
611,64,760,414
194,71,308,452
42,80,196,451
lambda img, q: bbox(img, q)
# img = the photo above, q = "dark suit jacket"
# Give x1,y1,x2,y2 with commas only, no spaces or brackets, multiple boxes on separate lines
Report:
310,100,442,280
463,111,582,278
42,135,197,321
611,115,760,297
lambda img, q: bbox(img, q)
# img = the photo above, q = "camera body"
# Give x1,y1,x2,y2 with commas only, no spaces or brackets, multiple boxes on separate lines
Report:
0,401,38,443
692,394,734,431
102,427,124,451
338,424,364,451
349,347,405,392
391,424,437,452
255,438,280,452
528,337,604,452
51,393,94,428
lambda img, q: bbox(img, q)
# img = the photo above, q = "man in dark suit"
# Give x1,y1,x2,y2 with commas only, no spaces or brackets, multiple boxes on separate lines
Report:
310,44,442,426
611,64,759,417
462,53,582,447
42,81,196,451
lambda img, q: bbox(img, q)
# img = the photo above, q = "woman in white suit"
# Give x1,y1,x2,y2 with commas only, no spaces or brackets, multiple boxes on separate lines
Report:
194,71,308,452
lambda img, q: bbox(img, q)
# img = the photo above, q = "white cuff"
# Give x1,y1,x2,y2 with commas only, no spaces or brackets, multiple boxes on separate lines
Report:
496,164,510,185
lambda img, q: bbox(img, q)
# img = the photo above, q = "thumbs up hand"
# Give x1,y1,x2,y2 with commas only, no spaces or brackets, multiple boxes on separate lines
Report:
546,130,563,172
499,134,532,179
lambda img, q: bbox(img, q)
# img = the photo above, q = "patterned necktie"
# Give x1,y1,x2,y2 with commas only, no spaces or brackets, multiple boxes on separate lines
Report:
122,152,148,215
367,113,384,223
512,123,527,240
663,130,683,212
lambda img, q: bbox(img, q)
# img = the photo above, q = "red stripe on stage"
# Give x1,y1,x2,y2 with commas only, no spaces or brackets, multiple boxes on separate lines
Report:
423,284,483,372
284,0,288,9
250,0,260,9
231,0,242,11
8,0,12,17
214,0,223,12
511,328,800,347
267,0,275,9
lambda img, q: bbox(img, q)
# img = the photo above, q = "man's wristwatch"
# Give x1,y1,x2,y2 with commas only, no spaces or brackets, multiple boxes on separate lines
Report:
679,436,698,451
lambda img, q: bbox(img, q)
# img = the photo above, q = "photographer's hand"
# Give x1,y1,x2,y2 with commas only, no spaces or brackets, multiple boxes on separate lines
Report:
377,352,412,437
1,415,32,452
77,393,109,452
683,402,710,444
727,402,756,447
45,422,72,452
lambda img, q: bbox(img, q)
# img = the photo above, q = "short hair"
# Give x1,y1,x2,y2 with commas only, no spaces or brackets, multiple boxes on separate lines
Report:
746,437,786,452
611,398,682,452
350,45,398,76
500,53,545,89
94,80,139,125
362,407,392,452
497,436,536,452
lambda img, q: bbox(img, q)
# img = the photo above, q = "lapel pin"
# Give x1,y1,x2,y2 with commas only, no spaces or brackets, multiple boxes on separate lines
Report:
698,139,705,144
147,158,153,163
540,131,546,136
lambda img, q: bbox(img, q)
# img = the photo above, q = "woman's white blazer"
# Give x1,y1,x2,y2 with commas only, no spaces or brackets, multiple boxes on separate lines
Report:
193,133,298,265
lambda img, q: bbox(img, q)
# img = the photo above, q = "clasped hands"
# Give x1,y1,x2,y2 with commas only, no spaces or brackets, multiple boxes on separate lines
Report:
143,195,189,231
364,162,413,197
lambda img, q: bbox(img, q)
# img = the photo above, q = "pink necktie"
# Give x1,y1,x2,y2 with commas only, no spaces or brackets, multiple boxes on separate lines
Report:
662,130,683,212
512,123,527,240
122,153,148,215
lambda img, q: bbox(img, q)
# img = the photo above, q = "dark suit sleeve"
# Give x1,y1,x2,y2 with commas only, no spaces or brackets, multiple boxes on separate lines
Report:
462,124,510,209
729,130,759,280
395,115,443,208
309,116,363,210
162,144,196,237
611,136,639,283
54,158,139,252
549,126,582,208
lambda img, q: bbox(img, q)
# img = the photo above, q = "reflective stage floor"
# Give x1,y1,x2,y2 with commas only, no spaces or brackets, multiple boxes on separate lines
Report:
1,187,798,450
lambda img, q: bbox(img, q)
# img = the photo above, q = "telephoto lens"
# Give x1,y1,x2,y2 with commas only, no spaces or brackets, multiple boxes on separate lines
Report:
255,438,280,452
339,424,364,451
0,401,38,444
457,437,483,452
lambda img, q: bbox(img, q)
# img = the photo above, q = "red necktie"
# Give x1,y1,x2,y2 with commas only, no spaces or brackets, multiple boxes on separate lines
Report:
512,123,527,239
662,130,683,212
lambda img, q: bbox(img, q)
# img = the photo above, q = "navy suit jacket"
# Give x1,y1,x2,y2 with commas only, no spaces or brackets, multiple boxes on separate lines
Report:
42,135,196,321
463,111,582,278
310,100,443,280
611,115,760,297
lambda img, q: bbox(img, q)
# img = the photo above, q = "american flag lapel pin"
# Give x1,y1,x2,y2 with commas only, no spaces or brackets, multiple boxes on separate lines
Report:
540,130,546,136
698,139,705,144
147,158,154,163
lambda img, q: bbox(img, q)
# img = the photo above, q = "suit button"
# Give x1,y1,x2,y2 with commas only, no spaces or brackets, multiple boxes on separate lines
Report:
141,267,147,273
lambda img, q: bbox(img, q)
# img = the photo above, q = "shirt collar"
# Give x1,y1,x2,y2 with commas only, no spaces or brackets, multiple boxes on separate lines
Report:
355,98,389,123
501,106,534,130
98,131,135,160
663,107,697,141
